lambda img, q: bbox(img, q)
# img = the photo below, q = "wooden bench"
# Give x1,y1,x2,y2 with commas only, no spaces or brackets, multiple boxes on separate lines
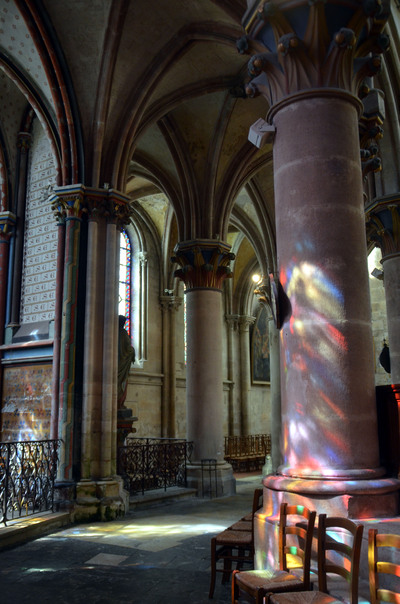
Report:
224,434,271,472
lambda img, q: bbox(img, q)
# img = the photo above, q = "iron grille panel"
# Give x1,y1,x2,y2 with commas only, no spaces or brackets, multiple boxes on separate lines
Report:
118,438,193,495
0,439,60,525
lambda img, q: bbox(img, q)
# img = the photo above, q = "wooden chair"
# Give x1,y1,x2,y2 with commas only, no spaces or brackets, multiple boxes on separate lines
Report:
231,503,316,604
268,515,364,604
368,528,400,604
208,488,263,598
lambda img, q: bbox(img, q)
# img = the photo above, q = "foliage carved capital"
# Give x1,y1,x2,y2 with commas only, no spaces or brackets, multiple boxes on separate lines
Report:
172,239,235,291
241,0,390,105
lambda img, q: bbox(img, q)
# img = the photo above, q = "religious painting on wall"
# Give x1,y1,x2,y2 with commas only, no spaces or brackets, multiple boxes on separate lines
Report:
0,363,52,442
251,305,270,384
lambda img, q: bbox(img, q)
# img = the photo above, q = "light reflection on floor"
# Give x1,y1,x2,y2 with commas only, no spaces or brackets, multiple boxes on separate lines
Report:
39,513,238,553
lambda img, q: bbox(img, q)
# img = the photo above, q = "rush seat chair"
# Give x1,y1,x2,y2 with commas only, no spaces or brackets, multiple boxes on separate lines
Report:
208,488,263,598
368,528,400,604
232,503,316,604
268,515,363,604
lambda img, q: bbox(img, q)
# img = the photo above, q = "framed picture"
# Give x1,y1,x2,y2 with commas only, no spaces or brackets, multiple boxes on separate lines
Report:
251,305,270,384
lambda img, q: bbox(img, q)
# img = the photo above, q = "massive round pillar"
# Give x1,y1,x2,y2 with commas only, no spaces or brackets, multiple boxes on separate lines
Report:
273,90,380,479
173,239,236,496
242,0,400,520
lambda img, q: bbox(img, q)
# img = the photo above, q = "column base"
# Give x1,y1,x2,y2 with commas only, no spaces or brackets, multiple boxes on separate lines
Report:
262,473,400,518
186,461,236,497
254,474,400,583
73,477,128,522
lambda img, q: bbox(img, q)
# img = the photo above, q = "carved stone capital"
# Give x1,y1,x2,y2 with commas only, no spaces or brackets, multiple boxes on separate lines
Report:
366,195,400,259
51,185,86,221
50,185,134,226
226,314,240,330
160,295,183,312
172,239,235,291
242,1,390,104
238,315,256,333
86,189,133,227
110,190,134,230
17,132,32,153
0,211,16,241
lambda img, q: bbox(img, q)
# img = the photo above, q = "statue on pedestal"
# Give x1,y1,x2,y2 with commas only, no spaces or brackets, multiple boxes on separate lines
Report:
117,315,135,409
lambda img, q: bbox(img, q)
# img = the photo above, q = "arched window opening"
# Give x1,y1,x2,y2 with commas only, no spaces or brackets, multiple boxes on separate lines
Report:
119,229,132,337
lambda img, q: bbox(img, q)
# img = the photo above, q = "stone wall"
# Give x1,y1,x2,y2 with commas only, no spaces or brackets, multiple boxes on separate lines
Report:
20,118,57,324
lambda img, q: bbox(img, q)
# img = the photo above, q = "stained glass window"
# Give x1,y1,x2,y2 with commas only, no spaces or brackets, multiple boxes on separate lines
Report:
119,230,132,336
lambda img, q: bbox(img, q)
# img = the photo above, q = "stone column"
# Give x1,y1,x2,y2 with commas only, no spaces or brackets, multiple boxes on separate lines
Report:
225,314,239,434
254,279,282,472
172,239,236,496
9,132,31,327
160,294,182,437
268,317,281,472
0,213,15,344
51,187,85,484
239,315,255,435
50,217,66,439
242,0,399,518
52,186,133,520
77,188,133,521
367,197,400,383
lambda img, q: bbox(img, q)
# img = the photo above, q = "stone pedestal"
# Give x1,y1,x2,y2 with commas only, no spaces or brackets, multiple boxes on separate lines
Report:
186,460,236,498
74,477,128,522
117,408,138,449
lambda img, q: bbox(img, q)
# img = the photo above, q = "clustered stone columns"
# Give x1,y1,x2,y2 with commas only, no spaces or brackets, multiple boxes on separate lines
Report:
241,0,399,527
51,185,133,520
172,239,236,495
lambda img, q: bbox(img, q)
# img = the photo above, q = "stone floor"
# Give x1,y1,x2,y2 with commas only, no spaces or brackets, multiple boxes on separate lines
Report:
0,474,262,604
2,472,400,604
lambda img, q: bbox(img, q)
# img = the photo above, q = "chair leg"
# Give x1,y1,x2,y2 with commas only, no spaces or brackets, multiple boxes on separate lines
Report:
256,588,265,604
209,537,217,599
231,570,240,604
222,547,233,583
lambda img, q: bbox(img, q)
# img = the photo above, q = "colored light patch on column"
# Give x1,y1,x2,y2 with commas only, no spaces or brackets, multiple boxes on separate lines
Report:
278,256,353,476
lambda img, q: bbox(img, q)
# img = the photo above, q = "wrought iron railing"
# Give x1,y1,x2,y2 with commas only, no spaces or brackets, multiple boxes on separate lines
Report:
0,439,61,525
118,437,193,495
